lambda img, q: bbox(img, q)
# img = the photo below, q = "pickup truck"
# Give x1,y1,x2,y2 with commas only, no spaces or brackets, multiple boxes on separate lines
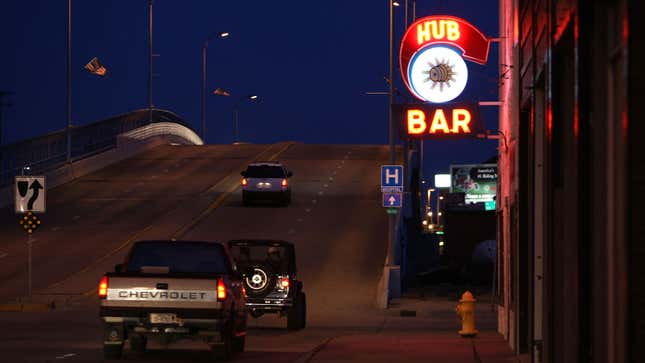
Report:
98,240,247,360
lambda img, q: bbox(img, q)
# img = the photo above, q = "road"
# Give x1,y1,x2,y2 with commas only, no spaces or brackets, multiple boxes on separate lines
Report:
0,142,398,362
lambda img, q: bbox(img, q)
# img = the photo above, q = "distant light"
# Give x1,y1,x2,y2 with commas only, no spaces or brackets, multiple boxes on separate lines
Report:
428,224,434,230
439,196,444,200
249,95,258,100
393,1,400,6
436,231,445,235
422,220,428,225
427,211,432,217
439,241,445,246
438,212,442,216
434,174,450,188
220,32,230,38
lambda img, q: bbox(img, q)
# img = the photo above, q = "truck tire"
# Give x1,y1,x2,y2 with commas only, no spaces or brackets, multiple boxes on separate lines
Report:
232,334,246,353
129,333,147,354
103,344,123,360
287,292,306,330
211,329,233,361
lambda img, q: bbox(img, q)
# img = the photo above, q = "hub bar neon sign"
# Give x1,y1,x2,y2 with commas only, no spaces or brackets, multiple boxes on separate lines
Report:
393,103,484,140
400,16,490,104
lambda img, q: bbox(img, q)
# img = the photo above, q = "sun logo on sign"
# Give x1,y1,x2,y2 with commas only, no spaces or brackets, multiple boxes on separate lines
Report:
423,58,458,92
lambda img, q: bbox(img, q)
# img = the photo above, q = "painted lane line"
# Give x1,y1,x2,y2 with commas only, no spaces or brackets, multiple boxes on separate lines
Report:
55,353,77,360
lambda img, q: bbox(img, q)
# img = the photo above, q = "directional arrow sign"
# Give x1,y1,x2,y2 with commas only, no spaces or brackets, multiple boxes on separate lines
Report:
382,192,402,208
15,176,46,213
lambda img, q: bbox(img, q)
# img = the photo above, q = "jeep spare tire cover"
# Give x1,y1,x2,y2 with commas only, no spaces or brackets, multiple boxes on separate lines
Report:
244,263,276,297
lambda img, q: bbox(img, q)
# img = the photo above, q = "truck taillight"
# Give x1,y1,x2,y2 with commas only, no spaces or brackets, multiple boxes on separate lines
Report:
98,275,108,299
217,278,226,301
281,179,288,187
241,178,248,186
280,277,290,288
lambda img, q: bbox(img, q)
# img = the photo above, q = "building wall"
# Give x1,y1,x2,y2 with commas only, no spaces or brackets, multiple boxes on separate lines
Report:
497,0,634,362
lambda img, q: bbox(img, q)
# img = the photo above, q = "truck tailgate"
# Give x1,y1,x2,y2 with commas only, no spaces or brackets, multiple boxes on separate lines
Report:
101,275,222,309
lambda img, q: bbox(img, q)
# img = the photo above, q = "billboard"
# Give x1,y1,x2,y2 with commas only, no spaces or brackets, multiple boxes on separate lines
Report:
450,164,497,204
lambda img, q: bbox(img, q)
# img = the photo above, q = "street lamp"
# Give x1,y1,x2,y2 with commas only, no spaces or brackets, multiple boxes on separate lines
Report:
201,31,230,143
232,95,258,143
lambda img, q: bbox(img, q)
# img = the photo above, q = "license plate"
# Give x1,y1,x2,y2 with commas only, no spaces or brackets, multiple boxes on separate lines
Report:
149,313,178,324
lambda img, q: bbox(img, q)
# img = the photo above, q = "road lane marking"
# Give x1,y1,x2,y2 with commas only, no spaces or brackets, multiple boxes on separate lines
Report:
55,353,77,360
53,144,288,294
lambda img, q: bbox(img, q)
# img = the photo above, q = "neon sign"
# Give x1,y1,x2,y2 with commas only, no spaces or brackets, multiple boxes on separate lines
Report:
400,16,490,104
394,103,483,139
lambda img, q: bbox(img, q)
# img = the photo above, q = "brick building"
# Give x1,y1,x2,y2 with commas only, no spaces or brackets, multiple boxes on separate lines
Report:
497,0,643,362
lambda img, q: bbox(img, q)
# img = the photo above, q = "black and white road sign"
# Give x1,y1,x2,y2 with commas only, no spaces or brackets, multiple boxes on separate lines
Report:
14,176,46,213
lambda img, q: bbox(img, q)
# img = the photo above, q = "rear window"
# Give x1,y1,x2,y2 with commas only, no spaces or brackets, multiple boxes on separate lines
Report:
229,243,289,274
245,165,285,178
126,242,230,274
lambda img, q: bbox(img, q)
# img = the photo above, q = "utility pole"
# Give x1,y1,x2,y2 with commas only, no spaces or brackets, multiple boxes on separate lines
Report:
388,0,396,266
66,0,72,162
148,0,153,124
0,91,14,145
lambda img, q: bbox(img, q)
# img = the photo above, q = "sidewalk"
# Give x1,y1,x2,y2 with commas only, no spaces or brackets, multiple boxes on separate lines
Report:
306,285,518,363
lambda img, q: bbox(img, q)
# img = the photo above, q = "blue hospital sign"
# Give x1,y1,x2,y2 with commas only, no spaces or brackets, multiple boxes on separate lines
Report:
381,165,404,188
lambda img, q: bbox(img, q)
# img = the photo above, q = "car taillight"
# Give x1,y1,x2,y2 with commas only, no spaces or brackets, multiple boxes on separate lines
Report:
98,275,108,299
241,178,248,186
281,179,288,187
280,277,290,289
217,278,226,301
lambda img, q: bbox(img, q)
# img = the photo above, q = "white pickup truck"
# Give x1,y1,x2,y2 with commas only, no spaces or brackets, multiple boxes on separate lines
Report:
98,240,248,360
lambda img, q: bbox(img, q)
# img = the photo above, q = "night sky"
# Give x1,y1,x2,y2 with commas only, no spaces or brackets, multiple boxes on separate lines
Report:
1,0,498,183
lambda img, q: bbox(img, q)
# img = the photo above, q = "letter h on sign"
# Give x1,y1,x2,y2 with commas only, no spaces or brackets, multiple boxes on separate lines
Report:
381,165,404,188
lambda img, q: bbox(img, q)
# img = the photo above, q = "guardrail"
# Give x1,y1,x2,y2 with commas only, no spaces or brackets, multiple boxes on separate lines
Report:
0,109,196,187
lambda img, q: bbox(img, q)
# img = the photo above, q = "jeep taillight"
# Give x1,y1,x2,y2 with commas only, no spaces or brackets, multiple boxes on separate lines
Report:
98,275,108,299
217,278,226,301
279,277,290,289
281,179,288,187
241,178,248,186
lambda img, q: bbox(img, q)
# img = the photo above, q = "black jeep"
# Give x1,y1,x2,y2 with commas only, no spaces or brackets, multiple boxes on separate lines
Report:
227,240,306,330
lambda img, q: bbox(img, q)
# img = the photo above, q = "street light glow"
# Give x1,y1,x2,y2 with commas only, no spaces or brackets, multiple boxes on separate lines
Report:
422,220,428,225
249,95,258,100
393,1,400,6
427,211,433,217
220,32,230,38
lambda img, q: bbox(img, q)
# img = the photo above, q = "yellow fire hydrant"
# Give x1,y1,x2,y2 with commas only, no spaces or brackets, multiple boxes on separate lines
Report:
456,290,478,337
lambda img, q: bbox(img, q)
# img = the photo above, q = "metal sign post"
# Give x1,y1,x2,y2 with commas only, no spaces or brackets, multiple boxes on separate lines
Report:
15,177,45,299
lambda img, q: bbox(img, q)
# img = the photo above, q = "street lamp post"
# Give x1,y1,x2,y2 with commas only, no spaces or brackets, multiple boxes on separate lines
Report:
232,95,258,143
387,0,396,266
66,0,72,162
201,32,230,143
148,0,153,124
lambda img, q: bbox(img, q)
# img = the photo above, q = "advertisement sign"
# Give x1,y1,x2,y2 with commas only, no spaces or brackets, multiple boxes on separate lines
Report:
399,15,491,104
450,164,497,204
394,103,484,139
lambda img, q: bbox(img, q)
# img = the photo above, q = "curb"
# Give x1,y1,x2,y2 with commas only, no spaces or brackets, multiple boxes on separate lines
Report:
0,302,54,312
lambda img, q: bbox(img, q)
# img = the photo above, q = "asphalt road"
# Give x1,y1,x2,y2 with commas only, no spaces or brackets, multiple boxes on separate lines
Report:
0,142,396,362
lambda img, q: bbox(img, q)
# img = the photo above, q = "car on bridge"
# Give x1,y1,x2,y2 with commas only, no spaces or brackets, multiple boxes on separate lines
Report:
240,161,293,206
98,240,248,360
228,239,306,330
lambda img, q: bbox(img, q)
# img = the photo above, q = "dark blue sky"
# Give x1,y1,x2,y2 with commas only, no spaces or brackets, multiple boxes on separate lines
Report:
1,0,498,182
